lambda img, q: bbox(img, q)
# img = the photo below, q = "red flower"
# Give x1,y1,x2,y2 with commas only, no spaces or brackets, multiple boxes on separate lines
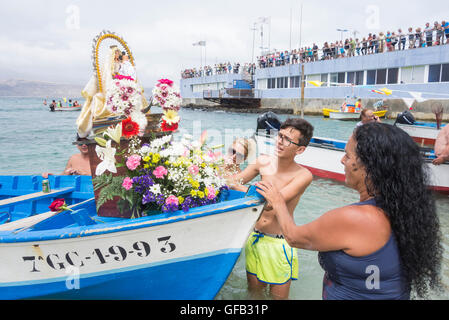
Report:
161,120,178,132
122,117,140,137
49,198,67,212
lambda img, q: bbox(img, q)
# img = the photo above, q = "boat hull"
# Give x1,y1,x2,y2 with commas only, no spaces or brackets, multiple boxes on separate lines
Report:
295,138,449,194
329,111,360,121
0,188,265,300
53,107,82,112
323,108,387,118
396,123,444,147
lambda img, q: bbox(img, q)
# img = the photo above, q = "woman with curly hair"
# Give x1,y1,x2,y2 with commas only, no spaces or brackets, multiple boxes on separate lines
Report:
256,123,443,299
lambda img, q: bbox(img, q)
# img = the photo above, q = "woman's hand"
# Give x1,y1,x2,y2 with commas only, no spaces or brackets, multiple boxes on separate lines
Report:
255,181,284,209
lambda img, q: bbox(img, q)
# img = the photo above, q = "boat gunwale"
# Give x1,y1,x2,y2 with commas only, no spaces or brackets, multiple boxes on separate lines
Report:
0,193,265,243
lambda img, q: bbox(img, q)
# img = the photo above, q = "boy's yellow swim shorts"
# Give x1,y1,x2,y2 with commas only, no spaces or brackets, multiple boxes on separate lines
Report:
245,230,299,284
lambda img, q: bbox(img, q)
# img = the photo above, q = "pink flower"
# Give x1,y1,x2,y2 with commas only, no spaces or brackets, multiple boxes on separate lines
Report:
165,195,179,206
126,155,141,170
122,177,133,190
188,165,199,176
206,186,216,200
153,166,168,179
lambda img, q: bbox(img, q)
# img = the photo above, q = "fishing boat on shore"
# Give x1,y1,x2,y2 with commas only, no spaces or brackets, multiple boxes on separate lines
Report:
0,175,265,300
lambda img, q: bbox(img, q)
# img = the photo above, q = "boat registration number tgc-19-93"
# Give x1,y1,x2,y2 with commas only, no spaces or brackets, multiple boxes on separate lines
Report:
21,236,176,273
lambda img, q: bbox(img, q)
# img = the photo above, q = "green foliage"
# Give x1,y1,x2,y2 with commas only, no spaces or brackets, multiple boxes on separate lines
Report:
93,174,143,218
93,174,128,211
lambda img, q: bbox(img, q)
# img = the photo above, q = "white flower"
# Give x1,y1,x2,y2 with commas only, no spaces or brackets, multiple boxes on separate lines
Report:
130,110,148,133
140,145,151,154
95,140,117,175
150,184,161,195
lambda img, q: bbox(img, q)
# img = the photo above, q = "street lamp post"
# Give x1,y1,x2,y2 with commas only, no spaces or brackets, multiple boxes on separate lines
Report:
337,28,349,42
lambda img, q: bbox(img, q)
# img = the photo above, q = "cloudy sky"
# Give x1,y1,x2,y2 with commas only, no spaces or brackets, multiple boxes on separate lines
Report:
0,0,448,88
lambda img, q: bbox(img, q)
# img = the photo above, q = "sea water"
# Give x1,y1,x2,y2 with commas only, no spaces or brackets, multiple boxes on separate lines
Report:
0,97,448,299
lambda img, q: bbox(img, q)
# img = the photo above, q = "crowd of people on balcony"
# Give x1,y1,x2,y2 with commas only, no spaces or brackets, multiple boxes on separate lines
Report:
181,20,449,78
181,62,257,79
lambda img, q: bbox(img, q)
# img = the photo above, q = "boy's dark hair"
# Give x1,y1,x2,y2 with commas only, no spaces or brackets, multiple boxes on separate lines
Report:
280,118,314,147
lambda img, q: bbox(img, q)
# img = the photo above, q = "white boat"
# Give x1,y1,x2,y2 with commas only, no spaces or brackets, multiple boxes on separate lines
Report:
254,134,449,194
329,111,360,121
53,106,82,112
396,122,445,147
0,175,265,300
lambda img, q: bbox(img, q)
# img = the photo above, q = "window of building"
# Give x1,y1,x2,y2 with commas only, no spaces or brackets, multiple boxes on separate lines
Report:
338,72,345,83
387,68,399,84
367,70,376,85
428,64,441,83
355,71,364,85
442,64,449,82
267,78,276,89
376,69,387,84
276,77,289,88
330,73,338,86
321,73,328,84
290,76,300,88
346,72,355,84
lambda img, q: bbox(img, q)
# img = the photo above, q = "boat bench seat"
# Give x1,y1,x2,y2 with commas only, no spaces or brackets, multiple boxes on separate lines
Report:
0,187,76,209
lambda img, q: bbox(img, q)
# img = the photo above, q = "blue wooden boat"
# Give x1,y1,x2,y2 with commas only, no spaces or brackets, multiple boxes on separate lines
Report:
0,175,265,300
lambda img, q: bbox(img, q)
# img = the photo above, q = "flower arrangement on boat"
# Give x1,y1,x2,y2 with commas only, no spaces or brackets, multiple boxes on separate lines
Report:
93,116,228,218
105,78,147,134
152,78,182,132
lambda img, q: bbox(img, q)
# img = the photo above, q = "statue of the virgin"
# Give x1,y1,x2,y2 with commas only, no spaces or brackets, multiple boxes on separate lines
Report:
76,44,147,138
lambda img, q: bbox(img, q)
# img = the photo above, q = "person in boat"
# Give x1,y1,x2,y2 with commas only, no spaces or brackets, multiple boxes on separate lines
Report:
433,124,449,165
356,108,381,127
355,98,362,112
255,122,443,300
49,100,56,112
42,135,91,178
227,118,314,300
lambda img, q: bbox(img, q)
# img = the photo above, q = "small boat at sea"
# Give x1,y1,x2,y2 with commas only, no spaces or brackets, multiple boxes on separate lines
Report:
329,111,361,121
53,106,82,112
254,134,449,195
323,108,388,119
396,122,446,147
0,175,264,299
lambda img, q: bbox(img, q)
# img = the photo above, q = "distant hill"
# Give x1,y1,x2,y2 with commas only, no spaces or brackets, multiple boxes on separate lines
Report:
0,79,153,98
0,79,84,97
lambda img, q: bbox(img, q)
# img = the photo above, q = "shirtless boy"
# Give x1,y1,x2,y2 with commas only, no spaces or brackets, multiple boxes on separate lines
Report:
227,118,314,299
43,136,91,178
